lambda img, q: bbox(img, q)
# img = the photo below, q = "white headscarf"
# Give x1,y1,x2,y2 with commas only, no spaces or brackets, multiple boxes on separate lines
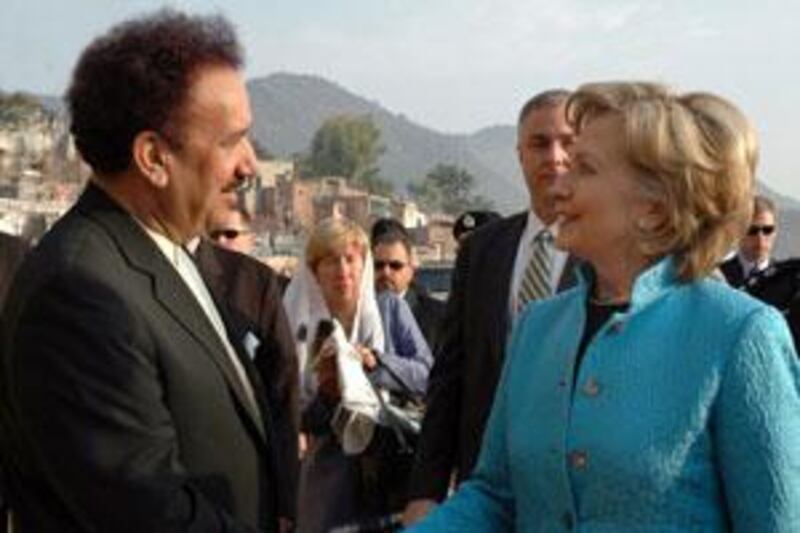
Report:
282,244,385,415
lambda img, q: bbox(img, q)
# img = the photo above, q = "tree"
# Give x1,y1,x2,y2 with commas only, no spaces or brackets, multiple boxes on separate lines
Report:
410,163,494,215
0,92,48,127
303,114,386,191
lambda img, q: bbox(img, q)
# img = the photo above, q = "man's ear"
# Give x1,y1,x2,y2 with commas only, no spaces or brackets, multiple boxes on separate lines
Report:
132,131,170,188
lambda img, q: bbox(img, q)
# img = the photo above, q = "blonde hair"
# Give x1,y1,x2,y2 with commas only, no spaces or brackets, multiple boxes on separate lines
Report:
567,82,758,282
305,217,369,271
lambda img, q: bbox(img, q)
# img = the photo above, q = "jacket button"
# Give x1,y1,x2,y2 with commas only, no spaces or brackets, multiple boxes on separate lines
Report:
568,450,588,470
582,377,601,397
561,511,574,529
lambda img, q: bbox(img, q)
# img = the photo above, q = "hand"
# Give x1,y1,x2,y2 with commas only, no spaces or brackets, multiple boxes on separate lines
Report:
355,345,378,370
402,498,438,526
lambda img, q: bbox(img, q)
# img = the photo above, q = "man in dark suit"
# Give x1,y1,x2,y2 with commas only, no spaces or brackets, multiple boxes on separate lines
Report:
0,11,280,531
721,195,778,288
195,202,299,532
371,218,445,351
721,196,800,349
403,89,577,524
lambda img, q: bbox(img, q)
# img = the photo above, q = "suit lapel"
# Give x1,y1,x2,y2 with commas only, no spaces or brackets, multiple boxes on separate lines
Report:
484,213,527,362
194,241,272,445
557,254,581,291
77,185,267,444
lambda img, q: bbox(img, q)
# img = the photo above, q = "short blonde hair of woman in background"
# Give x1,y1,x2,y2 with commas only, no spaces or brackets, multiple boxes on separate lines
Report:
305,217,370,272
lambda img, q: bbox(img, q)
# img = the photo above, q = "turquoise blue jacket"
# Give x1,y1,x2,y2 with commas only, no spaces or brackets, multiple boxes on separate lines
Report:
409,258,800,532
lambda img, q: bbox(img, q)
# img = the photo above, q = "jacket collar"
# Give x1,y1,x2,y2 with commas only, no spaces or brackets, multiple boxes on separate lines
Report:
575,255,678,312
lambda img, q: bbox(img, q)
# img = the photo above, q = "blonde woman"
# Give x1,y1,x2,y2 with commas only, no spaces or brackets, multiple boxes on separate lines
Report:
283,218,431,532
410,83,800,531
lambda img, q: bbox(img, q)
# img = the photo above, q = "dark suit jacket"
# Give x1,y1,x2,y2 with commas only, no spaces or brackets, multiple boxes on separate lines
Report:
0,184,276,532
195,240,299,522
737,257,800,351
407,212,578,501
404,283,445,353
720,256,746,288
0,232,29,309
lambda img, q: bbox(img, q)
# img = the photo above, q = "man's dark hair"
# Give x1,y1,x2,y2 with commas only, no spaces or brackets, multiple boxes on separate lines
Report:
371,218,412,255
67,9,243,174
517,89,571,128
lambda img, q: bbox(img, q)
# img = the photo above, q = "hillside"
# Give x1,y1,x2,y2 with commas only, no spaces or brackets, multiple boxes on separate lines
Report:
246,73,525,212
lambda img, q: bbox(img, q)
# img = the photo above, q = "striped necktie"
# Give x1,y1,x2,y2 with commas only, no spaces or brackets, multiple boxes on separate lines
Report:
518,229,553,310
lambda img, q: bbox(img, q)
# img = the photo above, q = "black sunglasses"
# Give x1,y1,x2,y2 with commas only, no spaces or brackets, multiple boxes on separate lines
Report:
209,228,251,241
374,260,407,271
747,224,775,237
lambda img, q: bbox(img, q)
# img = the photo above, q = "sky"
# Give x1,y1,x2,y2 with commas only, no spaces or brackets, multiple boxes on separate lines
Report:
3,0,800,199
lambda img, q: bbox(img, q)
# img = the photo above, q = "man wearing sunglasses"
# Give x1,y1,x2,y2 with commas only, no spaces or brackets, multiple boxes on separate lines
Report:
721,195,778,287
721,195,800,353
371,218,444,351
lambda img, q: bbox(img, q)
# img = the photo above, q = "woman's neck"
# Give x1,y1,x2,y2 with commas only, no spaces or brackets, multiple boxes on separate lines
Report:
591,255,651,304
330,302,357,336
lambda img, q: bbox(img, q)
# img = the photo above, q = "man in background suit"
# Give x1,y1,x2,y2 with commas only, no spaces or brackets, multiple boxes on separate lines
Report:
371,218,445,351
403,89,577,524
0,10,280,531
195,201,299,532
721,195,778,288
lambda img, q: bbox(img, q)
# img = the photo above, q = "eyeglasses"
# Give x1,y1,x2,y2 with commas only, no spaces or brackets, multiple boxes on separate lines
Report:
209,228,252,241
747,224,775,237
374,260,407,271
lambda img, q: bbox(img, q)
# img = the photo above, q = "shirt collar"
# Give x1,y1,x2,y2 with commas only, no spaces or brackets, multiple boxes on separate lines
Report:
137,220,188,269
738,254,770,276
522,209,554,246
185,237,202,254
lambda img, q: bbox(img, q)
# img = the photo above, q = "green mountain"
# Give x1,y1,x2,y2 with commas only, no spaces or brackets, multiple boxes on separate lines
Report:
246,72,525,212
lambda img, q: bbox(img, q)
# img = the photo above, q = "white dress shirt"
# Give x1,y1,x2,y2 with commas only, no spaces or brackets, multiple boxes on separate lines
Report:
142,227,257,410
508,210,568,318
738,254,771,279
